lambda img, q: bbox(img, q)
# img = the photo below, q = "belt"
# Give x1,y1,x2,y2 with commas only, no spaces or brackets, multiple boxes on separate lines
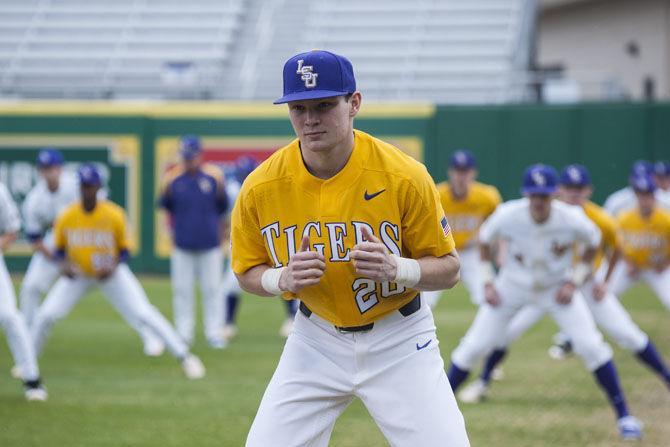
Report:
298,293,421,333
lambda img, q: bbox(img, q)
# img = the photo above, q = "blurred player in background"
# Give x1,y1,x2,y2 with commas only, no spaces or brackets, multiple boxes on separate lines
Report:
459,164,670,405
221,156,297,341
233,50,469,446
423,149,501,308
604,160,670,216
653,160,670,202
19,148,165,357
159,135,228,348
447,164,643,440
31,164,205,379
0,180,47,401
609,173,670,311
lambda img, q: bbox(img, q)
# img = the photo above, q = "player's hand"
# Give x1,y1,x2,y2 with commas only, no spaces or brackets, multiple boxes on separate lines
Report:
484,283,501,307
592,281,608,301
278,236,326,294
555,281,576,305
61,262,79,279
96,265,116,281
350,227,397,282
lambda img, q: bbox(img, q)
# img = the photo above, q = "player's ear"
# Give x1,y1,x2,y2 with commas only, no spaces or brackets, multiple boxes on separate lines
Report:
348,92,361,118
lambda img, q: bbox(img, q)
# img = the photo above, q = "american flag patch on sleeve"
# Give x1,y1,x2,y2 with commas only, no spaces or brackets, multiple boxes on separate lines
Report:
440,215,451,237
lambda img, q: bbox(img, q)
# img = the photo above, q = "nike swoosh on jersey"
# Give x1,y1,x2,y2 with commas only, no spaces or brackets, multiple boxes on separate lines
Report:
364,189,386,200
416,340,432,351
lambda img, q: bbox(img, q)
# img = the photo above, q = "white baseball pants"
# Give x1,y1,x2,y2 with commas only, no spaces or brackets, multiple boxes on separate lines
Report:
30,264,188,359
609,262,670,311
170,247,223,344
246,297,470,447
423,246,483,308
0,255,40,381
20,251,163,350
451,276,613,372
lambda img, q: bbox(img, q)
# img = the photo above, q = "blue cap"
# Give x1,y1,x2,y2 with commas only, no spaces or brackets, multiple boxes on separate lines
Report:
449,150,476,169
78,163,102,186
235,156,258,183
36,148,64,167
560,164,591,187
654,160,670,176
630,173,656,193
522,164,558,195
179,135,202,160
274,50,356,104
630,160,653,177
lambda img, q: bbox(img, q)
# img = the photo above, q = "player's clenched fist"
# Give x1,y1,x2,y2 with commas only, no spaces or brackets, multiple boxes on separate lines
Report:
278,236,326,294
350,227,397,282
484,283,501,306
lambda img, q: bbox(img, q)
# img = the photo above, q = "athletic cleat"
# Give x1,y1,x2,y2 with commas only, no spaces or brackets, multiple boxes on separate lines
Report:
279,318,294,338
207,337,228,350
617,415,643,441
10,365,23,379
143,339,165,357
24,386,48,402
457,379,489,404
181,355,206,380
221,324,238,342
491,366,505,381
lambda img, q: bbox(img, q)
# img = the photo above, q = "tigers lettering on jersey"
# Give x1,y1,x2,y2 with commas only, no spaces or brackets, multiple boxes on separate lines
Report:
617,208,670,268
54,201,129,276
436,181,501,250
232,130,455,327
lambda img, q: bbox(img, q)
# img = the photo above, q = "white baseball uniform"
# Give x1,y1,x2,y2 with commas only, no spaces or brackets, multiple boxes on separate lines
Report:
609,262,670,311
451,199,614,372
0,182,41,382
19,172,162,352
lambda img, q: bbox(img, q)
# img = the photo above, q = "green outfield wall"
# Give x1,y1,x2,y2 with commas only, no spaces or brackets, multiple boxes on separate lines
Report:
0,101,667,272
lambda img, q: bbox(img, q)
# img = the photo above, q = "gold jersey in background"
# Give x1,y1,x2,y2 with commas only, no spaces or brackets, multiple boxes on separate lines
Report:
617,207,670,268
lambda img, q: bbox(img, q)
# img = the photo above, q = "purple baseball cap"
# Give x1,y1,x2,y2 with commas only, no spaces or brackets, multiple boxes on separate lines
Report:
522,164,558,195
274,50,356,104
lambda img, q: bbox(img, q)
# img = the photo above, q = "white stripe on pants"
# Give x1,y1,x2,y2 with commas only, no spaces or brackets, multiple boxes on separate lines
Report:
31,264,188,359
171,247,223,344
246,298,470,447
0,254,40,380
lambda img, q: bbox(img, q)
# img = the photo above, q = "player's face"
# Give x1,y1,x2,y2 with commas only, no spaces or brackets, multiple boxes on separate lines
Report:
39,165,61,185
558,185,585,205
654,174,670,191
80,183,100,202
528,194,552,222
448,167,476,196
635,191,655,214
287,93,361,155
183,154,201,173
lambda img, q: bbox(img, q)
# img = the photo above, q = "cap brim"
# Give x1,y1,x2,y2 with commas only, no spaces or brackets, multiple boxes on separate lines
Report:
273,90,351,104
522,186,556,195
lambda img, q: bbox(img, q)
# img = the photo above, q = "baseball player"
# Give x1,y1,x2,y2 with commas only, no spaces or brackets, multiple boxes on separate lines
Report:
30,164,205,379
19,149,165,357
159,135,228,348
0,180,48,401
653,160,670,203
423,149,501,308
604,160,670,216
609,173,670,311
446,164,643,440
458,164,670,406
221,156,297,341
232,50,469,446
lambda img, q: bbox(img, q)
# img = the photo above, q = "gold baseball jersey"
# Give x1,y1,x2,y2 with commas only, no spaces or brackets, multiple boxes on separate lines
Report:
54,201,130,277
617,207,670,268
435,181,501,249
232,130,455,327
582,201,619,270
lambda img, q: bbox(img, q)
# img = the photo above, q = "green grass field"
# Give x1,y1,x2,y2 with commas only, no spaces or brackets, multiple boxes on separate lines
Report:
1,276,668,447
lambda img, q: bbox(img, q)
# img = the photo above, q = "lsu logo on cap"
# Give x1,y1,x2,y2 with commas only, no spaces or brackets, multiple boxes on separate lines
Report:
567,166,582,183
531,169,547,186
296,59,318,88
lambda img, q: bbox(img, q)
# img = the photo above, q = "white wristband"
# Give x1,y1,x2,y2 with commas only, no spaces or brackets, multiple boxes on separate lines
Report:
570,262,592,287
392,255,421,288
261,267,285,296
480,261,495,284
